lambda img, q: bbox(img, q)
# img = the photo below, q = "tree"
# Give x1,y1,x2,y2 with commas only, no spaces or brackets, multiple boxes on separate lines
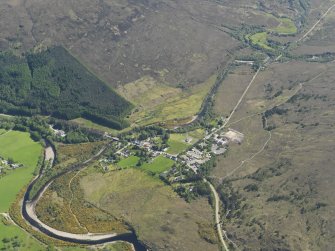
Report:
7,158,14,165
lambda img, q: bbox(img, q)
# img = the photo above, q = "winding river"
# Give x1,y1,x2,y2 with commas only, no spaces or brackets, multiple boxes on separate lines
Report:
21,142,147,251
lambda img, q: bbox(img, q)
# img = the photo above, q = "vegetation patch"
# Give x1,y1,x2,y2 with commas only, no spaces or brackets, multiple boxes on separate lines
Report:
0,131,44,250
0,130,42,212
29,141,105,201
80,168,216,250
0,215,45,251
197,222,218,244
124,75,217,126
167,129,205,155
117,156,140,168
0,46,132,129
141,156,174,174
36,170,130,234
266,14,297,35
246,32,273,51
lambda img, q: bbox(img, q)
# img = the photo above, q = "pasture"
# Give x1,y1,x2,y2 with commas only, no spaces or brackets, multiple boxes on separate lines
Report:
0,131,44,250
0,130,42,212
141,156,174,174
0,215,44,251
167,129,205,155
117,156,140,168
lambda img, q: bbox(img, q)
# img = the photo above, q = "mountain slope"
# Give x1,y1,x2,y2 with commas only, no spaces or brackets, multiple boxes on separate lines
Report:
0,46,132,129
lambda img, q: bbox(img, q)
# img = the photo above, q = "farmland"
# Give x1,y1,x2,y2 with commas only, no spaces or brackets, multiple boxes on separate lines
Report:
141,156,174,174
0,130,44,250
117,156,140,168
35,169,130,235
0,215,45,251
0,130,42,212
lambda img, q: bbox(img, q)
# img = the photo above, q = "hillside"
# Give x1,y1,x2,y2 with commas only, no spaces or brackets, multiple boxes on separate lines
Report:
0,46,132,129
0,0,335,250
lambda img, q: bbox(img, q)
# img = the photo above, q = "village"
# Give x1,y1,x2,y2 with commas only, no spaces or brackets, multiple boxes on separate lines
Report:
98,122,245,185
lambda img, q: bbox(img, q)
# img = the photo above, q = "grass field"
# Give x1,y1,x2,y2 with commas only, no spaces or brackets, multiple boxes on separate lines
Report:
265,13,297,35
119,74,217,126
247,32,273,51
271,17,297,35
167,136,189,155
71,118,133,134
117,156,140,168
167,129,205,155
0,131,43,212
0,215,45,251
0,131,44,250
80,168,217,250
141,156,174,174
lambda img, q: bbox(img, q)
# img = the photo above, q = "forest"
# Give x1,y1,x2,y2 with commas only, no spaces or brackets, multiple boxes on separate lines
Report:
0,47,132,129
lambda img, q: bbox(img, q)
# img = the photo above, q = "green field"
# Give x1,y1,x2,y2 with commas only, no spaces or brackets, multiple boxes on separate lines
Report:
141,156,174,174
247,32,273,51
0,131,44,250
266,14,297,35
119,75,217,126
0,130,43,212
167,129,205,155
0,216,45,251
271,17,297,34
116,156,140,168
167,135,189,155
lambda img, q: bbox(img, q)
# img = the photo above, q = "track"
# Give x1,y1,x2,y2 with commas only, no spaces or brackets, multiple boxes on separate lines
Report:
21,143,147,250
297,3,335,42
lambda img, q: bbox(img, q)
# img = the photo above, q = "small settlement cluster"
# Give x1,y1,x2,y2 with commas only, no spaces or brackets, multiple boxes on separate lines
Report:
99,123,244,185
0,157,23,175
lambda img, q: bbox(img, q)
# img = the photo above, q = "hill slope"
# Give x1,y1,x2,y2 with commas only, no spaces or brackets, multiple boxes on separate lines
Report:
0,46,132,129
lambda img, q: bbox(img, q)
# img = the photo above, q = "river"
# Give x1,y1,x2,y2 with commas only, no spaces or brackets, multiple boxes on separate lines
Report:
21,141,147,251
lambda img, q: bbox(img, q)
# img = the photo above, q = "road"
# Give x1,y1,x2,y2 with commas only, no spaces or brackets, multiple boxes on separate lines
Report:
202,67,262,251
208,67,261,138
297,3,335,42
205,179,230,251
205,47,325,250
